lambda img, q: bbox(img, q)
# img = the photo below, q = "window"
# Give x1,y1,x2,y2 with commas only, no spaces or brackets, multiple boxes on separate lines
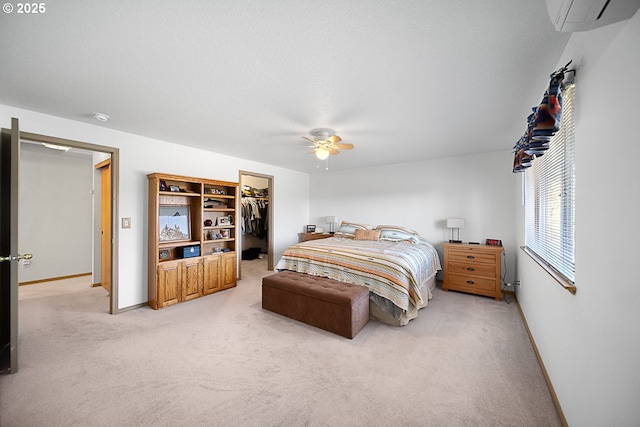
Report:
524,83,575,287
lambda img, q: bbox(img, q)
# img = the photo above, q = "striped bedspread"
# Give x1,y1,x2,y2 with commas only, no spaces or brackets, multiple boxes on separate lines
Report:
275,237,441,318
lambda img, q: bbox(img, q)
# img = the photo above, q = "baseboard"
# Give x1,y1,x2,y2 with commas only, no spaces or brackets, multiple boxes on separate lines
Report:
19,272,91,286
515,300,569,427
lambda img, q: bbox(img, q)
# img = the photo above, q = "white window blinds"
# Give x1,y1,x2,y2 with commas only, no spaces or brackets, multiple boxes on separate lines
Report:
525,83,575,283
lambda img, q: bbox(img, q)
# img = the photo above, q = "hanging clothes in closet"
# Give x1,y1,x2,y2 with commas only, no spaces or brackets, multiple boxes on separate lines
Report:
241,196,268,240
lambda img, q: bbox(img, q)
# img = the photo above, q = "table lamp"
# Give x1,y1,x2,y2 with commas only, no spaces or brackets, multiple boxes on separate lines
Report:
446,218,465,243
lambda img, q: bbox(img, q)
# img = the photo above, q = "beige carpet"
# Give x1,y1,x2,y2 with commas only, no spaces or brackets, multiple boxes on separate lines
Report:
0,258,561,427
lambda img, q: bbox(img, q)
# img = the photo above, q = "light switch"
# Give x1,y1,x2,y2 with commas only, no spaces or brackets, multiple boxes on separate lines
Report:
122,217,132,229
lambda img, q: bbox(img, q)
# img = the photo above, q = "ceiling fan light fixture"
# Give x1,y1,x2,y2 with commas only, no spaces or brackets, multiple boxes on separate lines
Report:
315,147,330,160
310,128,335,140
302,128,352,164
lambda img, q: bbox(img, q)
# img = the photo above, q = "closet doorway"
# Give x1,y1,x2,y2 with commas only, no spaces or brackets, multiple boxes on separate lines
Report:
239,171,273,279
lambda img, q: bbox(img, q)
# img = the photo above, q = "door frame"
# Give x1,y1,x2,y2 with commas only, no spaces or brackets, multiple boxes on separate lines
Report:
238,170,274,279
95,158,112,293
19,130,120,314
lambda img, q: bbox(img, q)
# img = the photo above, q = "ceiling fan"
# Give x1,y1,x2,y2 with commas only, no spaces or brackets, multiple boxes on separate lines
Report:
302,128,354,160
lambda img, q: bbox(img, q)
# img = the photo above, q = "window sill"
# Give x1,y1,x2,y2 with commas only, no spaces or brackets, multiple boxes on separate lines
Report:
520,246,576,295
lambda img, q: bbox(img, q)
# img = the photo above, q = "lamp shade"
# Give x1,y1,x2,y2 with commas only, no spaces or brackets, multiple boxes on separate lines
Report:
326,216,337,234
446,218,465,229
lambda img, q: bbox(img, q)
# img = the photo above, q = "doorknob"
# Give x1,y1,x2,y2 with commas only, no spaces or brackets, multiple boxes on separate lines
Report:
0,253,33,262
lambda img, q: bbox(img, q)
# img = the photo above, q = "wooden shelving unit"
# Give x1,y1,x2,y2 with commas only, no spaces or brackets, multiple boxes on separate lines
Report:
147,173,238,309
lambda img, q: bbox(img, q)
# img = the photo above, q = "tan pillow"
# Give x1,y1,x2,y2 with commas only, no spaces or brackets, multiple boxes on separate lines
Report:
334,221,372,238
354,229,381,241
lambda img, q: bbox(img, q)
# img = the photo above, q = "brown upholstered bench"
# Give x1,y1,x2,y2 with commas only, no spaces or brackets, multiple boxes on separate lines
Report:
262,271,369,339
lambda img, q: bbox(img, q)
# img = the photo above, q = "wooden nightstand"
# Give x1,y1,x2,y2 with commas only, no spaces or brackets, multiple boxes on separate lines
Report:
300,233,332,242
442,243,503,301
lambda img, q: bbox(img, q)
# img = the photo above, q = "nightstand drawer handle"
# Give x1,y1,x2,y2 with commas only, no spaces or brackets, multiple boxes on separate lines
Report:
466,267,475,271
467,255,475,259
466,280,475,284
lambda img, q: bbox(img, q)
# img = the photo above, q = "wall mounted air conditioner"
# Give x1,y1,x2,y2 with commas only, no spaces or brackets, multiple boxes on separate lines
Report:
547,0,640,32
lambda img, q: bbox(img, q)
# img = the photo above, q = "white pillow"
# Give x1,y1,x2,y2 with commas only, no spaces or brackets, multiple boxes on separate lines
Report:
375,225,420,242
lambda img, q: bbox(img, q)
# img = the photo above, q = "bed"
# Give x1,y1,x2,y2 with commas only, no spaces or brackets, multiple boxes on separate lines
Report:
275,223,442,326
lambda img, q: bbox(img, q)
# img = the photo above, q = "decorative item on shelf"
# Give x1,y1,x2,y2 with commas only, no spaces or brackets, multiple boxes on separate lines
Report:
204,198,226,208
217,216,231,226
446,218,465,243
159,180,168,191
159,250,169,260
306,225,316,233
209,230,224,240
204,219,213,227
169,185,181,192
326,216,337,234
227,215,233,225
222,229,230,239
486,239,502,246
180,245,200,258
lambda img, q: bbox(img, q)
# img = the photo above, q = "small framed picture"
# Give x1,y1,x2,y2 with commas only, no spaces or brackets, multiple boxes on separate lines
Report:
169,185,181,192
306,225,316,233
217,216,231,226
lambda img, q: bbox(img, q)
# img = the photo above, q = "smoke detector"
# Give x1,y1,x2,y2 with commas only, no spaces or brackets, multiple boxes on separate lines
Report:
92,112,110,122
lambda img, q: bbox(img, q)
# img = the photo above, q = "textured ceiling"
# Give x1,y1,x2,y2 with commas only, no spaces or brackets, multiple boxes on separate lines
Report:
0,0,570,173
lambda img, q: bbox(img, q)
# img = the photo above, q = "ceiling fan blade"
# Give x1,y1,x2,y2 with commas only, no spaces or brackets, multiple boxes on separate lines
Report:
329,148,340,155
301,136,316,144
336,143,354,150
307,148,318,155
327,135,342,144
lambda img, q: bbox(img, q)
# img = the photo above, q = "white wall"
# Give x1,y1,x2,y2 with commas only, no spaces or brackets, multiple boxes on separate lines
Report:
1,105,310,309
516,12,640,426
309,150,518,283
18,143,93,282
